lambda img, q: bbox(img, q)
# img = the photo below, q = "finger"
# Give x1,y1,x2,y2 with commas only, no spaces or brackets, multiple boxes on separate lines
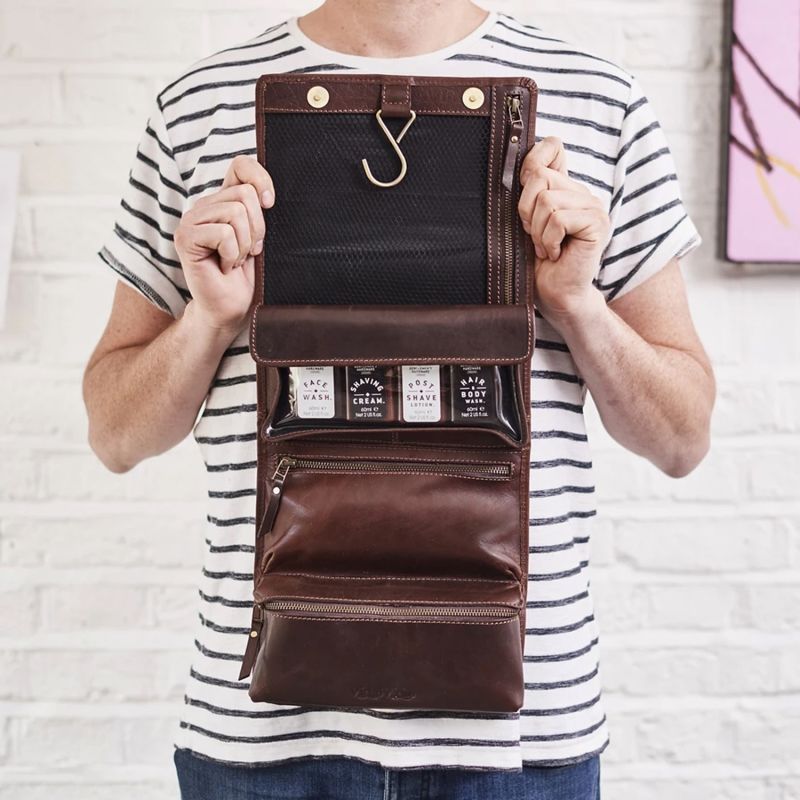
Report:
221,155,275,208
520,136,568,181
193,185,266,256
241,255,256,297
518,166,584,233
193,183,267,256
235,183,267,255
529,190,593,259
188,201,252,264
540,208,608,262
189,223,241,273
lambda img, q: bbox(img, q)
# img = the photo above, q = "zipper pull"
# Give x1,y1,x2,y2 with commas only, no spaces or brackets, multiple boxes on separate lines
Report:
237,603,264,680
502,94,523,192
257,457,295,538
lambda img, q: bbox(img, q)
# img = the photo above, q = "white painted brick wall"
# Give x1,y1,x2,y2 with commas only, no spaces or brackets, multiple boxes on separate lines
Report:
1,0,798,796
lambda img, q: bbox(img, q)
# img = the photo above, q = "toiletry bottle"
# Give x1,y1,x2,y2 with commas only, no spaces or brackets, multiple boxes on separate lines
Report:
400,364,448,423
346,365,396,422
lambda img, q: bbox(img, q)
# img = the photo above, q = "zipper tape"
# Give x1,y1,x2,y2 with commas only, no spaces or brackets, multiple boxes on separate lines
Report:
262,599,518,620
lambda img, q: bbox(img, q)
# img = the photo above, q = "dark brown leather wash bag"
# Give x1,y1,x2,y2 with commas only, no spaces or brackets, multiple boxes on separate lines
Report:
238,73,538,713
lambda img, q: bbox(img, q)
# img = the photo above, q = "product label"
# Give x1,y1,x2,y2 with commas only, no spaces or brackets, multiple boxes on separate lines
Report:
401,365,442,423
347,366,390,421
451,365,493,421
294,366,336,419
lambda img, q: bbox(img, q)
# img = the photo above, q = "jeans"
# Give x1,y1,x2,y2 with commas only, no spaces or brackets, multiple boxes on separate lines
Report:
173,748,601,800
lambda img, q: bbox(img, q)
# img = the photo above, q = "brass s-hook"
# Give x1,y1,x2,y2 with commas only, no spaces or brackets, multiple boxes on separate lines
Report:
361,109,417,188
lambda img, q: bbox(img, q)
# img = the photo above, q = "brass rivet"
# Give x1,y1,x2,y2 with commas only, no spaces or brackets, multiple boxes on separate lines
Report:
462,87,484,109
511,135,519,143
307,85,330,108
250,630,258,638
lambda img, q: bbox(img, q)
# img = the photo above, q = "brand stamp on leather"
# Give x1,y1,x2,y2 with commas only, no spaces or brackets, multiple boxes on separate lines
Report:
354,686,416,703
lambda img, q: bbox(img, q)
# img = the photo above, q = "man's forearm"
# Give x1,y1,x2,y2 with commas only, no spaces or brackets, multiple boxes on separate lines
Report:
85,301,241,472
546,287,714,477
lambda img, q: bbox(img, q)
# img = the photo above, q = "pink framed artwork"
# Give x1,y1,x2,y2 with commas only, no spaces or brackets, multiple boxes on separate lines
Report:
725,0,800,263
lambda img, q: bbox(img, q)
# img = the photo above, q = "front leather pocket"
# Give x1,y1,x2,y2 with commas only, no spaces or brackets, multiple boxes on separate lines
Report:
248,573,525,712
257,448,525,582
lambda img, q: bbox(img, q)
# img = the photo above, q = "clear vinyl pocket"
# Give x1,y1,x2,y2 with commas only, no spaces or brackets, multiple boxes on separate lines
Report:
266,363,524,442
249,303,533,447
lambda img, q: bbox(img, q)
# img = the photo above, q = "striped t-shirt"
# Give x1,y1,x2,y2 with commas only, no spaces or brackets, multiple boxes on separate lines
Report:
98,9,701,770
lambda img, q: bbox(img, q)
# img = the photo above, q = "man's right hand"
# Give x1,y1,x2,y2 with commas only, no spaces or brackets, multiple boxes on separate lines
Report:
174,155,275,336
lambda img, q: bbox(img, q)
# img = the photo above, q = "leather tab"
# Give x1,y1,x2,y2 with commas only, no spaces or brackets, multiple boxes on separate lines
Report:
381,79,412,118
502,118,523,191
501,90,525,192
237,604,263,680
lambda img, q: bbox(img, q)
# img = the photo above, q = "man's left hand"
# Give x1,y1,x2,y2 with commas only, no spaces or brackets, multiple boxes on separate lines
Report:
517,136,610,322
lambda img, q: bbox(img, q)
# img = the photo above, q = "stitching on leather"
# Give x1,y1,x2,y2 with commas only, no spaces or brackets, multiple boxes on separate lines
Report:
496,89,503,306
517,375,526,610
267,425,516,441
275,439,514,452
261,106,485,116
268,613,517,626
274,453,513,468
487,86,496,304
267,572,522,584
254,356,527,364
260,74,492,97
249,305,258,360
266,429,522,448
381,81,411,112
513,93,525,305
262,75,493,85
510,97,527,298
264,594,519,605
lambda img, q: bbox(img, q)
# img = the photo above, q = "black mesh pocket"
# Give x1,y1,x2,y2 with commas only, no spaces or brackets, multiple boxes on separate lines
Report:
263,113,489,305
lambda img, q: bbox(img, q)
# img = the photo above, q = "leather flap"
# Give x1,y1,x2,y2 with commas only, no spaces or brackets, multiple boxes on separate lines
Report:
249,304,533,366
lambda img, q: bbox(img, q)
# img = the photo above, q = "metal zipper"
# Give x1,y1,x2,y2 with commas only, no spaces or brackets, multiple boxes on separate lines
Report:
262,599,517,620
500,92,523,304
258,455,512,537
275,456,511,478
